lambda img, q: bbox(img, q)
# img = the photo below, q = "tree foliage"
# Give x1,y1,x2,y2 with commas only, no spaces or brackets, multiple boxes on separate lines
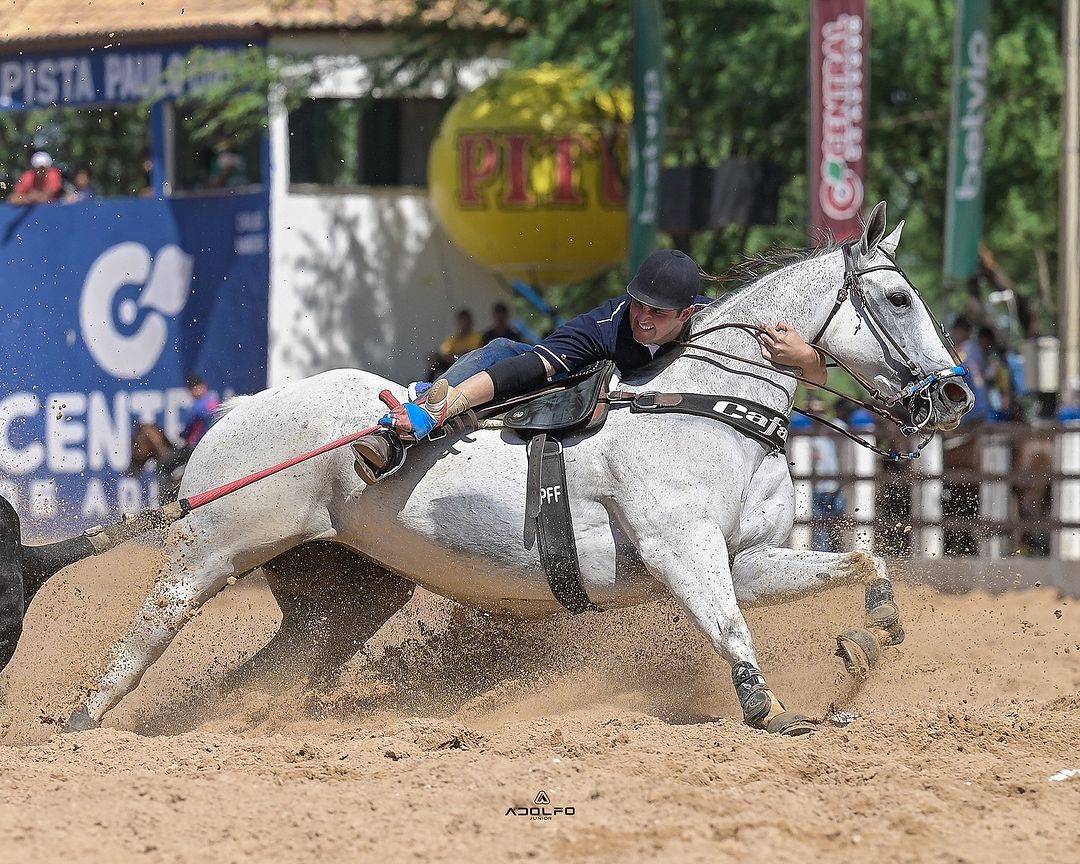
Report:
399,0,1062,326
0,2,1063,329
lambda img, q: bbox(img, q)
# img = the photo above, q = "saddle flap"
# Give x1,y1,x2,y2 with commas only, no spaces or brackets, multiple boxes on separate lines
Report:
502,360,615,435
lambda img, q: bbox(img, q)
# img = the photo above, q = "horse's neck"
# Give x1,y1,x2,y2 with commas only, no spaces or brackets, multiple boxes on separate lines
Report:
644,252,844,411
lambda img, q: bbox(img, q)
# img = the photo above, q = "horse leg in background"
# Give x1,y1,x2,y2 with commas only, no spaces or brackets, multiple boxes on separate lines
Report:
731,454,903,678
226,541,414,690
625,499,815,736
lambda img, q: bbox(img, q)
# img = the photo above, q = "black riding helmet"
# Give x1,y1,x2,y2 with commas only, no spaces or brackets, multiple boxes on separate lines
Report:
626,249,701,310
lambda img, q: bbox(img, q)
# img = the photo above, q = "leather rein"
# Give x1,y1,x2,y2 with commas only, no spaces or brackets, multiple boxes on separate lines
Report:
672,242,967,461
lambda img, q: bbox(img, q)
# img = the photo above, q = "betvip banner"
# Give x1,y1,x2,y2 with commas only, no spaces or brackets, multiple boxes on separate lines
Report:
944,0,991,282
809,0,869,242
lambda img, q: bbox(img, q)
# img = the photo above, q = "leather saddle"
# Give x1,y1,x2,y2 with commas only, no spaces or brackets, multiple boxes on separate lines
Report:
484,360,616,439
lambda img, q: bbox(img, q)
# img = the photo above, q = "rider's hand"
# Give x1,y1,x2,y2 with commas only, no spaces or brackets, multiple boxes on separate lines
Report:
377,379,470,441
379,402,438,439
757,322,827,385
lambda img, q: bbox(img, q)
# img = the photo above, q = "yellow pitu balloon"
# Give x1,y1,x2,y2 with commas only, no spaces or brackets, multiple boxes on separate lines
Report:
429,64,631,287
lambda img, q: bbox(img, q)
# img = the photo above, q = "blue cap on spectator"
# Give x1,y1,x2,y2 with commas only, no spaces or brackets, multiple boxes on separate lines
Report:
1059,405,1080,422
848,407,876,430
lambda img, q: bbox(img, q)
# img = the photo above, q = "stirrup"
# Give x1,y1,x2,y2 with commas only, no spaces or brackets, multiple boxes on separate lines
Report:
353,432,407,485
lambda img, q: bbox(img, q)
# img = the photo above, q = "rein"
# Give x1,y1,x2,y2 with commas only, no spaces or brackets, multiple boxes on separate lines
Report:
675,242,966,461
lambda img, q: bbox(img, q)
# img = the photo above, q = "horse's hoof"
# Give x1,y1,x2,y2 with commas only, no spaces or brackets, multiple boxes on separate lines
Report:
766,711,816,736
63,705,99,733
836,627,881,677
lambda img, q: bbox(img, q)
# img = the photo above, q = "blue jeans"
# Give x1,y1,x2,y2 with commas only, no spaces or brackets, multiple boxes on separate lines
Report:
442,338,534,386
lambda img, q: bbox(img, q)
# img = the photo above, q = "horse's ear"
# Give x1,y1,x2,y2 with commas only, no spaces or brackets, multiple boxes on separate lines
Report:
858,201,888,258
880,219,905,256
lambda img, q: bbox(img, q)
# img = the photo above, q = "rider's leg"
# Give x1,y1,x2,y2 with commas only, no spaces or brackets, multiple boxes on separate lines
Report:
442,338,533,386
353,338,532,484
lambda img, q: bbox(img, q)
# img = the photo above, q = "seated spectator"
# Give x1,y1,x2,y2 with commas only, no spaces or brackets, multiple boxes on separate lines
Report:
65,166,97,203
209,137,249,189
8,151,64,205
483,302,525,345
426,309,484,382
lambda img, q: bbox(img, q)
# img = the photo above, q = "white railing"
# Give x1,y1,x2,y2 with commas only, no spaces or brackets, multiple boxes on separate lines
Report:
788,422,1080,560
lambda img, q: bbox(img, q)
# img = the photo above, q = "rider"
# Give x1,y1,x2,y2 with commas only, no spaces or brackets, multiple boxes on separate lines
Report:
352,249,828,483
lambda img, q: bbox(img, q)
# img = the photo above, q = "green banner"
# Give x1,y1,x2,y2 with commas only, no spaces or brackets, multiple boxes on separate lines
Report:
944,0,992,282
629,0,665,273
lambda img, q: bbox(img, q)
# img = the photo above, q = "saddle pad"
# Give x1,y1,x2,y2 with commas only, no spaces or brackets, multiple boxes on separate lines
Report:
503,360,615,436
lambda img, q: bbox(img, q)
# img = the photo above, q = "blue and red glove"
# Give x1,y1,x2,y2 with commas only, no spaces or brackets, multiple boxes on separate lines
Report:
377,380,469,441
379,400,438,439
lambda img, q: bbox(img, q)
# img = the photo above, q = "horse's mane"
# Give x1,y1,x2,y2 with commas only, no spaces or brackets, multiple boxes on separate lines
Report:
691,235,841,330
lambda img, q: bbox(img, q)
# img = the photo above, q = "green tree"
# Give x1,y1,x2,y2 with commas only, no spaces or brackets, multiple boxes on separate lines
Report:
398,0,1062,327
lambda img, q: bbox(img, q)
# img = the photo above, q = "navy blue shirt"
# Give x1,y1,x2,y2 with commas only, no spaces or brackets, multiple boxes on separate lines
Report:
533,294,712,376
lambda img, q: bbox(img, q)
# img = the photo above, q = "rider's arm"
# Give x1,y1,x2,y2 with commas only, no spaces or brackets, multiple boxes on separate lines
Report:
757,323,828,387
458,297,618,406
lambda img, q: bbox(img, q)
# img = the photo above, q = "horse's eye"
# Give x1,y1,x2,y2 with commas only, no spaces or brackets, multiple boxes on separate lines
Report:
888,291,911,309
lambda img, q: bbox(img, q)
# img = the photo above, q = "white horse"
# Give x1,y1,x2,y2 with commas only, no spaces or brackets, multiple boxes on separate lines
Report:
65,202,973,734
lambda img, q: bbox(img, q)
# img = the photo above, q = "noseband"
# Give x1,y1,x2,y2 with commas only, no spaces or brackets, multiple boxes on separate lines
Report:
679,242,967,461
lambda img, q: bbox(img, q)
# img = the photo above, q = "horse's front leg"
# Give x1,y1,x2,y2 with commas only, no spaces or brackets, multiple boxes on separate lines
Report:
630,515,815,736
732,455,903,677
731,545,904,677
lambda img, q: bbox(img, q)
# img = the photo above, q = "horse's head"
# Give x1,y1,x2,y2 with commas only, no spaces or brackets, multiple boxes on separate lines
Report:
816,202,975,433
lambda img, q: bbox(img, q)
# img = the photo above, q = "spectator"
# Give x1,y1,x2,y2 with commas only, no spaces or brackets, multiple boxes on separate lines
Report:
950,316,988,424
140,152,156,197
180,374,221,448
977,325,1019,422
209,136,249,189
483,302,525,345
65,166,97,203
8,151,64,205
426,309,484,381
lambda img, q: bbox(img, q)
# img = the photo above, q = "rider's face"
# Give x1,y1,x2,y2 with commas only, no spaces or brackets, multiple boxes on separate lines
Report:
629,299,693,345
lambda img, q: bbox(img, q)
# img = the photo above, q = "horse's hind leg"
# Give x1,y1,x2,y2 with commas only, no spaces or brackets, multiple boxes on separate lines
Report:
65,542,237,731
227,542,414,690
732,545,904,677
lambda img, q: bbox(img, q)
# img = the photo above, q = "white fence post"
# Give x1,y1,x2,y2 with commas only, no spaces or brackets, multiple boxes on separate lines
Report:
789,435,813,550
1058,422,1080,560
980,431,1011,558
851,429,876,551
916,436,943,558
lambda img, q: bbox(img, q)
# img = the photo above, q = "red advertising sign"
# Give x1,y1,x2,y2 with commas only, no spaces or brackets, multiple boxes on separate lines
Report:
809,0,869,241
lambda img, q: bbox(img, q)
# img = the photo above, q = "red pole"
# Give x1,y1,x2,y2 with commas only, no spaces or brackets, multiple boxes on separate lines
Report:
184,423,381,510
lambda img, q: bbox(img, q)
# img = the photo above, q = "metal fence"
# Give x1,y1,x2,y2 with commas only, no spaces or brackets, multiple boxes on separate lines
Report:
788,422,1080,560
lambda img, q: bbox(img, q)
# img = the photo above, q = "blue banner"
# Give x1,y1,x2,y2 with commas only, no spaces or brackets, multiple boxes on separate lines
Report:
0,42,248,112
0,193,269,539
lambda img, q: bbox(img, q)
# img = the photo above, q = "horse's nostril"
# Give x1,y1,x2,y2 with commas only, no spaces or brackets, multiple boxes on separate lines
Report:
943,381,968,404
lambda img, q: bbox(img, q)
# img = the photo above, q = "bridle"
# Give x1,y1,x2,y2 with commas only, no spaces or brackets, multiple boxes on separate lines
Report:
676,241,967,461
